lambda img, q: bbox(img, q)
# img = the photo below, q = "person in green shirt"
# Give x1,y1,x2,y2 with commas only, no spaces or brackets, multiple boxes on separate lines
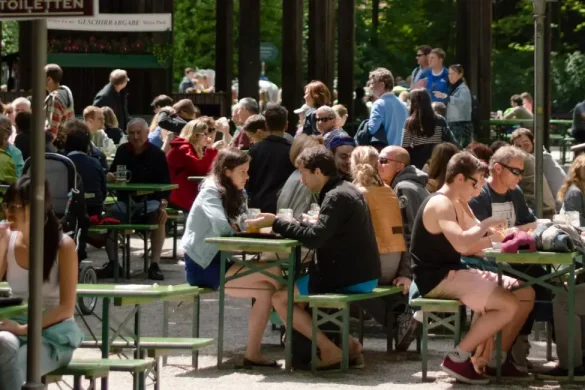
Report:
0,119,16,184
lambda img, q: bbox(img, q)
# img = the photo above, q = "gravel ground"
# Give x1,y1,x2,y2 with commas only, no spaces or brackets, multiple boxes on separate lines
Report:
48,235,580,389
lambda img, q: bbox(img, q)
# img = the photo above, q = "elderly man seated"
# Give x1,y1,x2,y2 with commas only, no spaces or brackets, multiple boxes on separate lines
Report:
99,118,171,280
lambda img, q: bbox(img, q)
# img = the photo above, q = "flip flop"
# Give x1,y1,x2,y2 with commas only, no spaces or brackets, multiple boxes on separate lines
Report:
242,358,282,369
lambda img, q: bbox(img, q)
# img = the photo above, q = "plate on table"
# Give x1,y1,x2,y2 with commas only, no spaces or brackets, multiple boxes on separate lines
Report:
235,232,282,239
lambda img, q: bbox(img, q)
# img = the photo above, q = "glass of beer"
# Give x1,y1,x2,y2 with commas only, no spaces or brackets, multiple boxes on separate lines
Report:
246,208,261,233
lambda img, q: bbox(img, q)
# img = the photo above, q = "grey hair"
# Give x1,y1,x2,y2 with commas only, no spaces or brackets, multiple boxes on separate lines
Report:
238,97,259,114
489,145,526,171
316,105,336,118
126,117,149,132
12,97,31,108
231,103,241,116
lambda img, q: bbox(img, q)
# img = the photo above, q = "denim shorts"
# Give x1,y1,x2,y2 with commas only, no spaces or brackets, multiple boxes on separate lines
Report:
296,275,378,296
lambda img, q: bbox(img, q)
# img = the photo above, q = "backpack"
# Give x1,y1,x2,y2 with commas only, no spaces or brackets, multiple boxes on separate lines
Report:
354,119,388,152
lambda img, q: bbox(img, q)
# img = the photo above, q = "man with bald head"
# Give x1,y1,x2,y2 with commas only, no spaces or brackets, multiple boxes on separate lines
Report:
103,118,171,280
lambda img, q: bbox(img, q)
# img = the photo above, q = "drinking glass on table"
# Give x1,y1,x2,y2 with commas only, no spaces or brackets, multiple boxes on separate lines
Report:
278,208,294,222
246,208,261,233
307,203,320,218
553,214,570,225
565,211,580,228
115,165,132,184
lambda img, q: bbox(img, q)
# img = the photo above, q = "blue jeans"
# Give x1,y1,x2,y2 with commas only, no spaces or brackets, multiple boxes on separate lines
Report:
0,331,73,390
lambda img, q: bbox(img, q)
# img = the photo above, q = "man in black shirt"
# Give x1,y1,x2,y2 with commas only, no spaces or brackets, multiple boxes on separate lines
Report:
246,105,295,213
247,146,380,369
103,118,171,280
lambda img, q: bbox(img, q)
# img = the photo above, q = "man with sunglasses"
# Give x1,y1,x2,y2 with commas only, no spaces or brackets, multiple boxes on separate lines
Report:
409,45,431,88
469,145,547,373
315,106,346,141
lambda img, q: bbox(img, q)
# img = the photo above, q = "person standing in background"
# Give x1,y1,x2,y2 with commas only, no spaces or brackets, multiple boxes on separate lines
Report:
44,64,75,149
409,45,432,88
93,69,130,131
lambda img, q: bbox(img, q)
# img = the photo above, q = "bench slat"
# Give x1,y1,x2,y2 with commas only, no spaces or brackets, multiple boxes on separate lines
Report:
81,337,214,350
411,298,462,313
295,286,403,308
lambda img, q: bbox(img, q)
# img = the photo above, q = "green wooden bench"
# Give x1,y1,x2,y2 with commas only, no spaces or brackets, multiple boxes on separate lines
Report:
410,298,463,381
47,358,153,389
295,286,403,373
79,337,213,389
88,224,159,280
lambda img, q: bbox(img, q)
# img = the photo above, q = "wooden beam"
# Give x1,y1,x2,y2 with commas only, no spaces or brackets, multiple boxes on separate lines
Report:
338,0,355,123
455,0,469,76
281,0,304,135
477,0,492,143
238,0,261,102
543,1,552,149
216,0,234,114
18,21,33,92
308,0,335,93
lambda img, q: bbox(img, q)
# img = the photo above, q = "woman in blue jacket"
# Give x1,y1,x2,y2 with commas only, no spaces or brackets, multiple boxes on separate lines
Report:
181,147,283,368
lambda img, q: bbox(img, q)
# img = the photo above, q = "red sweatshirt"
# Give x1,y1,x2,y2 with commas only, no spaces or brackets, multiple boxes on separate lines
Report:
166,137,218,211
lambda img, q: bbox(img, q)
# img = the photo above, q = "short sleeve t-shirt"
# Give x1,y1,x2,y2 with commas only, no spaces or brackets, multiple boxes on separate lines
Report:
421,68,449,104
468,183,537,228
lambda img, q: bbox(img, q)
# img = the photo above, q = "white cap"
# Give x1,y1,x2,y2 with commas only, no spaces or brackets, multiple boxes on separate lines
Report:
294,104,310,115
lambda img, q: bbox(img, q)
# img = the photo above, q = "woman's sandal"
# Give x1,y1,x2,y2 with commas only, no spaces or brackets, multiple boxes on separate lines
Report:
242,358,282,369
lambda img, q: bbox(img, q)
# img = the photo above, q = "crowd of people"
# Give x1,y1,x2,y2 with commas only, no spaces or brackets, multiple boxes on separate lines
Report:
1,47,585,384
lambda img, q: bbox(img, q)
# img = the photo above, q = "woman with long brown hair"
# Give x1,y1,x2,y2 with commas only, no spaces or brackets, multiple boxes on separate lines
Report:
401,88,456,169
426,142,460,192
181,148,283,367
558,155,585,226
301,80,331,135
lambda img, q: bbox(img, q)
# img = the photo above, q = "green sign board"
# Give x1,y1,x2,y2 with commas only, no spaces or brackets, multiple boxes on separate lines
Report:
260,42,278,62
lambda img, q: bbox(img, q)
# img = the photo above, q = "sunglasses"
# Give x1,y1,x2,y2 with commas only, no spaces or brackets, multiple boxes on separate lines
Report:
466,176,479,189
316,117,334,123
378,157,402,165
499,163,524,176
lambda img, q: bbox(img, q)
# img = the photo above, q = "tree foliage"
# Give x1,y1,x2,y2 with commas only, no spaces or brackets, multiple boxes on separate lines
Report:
172,0,584,112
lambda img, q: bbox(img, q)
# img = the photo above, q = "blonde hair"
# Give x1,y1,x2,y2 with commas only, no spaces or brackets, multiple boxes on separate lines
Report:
83,105,102,121
332,104,347,118
558,155,585,203
101,107,118,128
179,119,208,145
351,146,384,187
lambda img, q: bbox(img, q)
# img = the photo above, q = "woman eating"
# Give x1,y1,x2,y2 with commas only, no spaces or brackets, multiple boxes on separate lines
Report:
181,148,283,367
0,176,83,388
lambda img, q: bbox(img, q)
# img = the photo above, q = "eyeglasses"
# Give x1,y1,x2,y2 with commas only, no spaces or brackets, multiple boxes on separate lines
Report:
466,176,479,189
416,53,425,57
316,117,334,123
378,157,403,165
499,163,524,176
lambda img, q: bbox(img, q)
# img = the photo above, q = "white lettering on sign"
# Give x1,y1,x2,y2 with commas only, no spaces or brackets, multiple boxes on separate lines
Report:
0,0,91,16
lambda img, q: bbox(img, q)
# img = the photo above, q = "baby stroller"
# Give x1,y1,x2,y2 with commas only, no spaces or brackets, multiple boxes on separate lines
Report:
23,153,98,315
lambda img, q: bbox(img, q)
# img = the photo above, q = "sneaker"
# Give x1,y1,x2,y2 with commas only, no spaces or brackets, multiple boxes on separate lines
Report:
396,312,420,351
539,365,585,380
95,261,124,279
148,263,165,281
485,358,531,380
441,355,490,384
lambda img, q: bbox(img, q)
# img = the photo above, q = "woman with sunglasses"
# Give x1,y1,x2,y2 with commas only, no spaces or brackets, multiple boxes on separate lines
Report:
166,118,220,213
0,176,83,389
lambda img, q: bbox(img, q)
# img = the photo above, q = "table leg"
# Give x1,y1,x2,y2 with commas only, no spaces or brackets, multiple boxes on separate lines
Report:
162,301,169,366
217,251,227,367
143,199,148,273
341,304,350,372
285,248,298,371
193,295,201,369
114,230,120,283
496,265,502,381
101,297,111,390
568,265,575,382
134,304,144,390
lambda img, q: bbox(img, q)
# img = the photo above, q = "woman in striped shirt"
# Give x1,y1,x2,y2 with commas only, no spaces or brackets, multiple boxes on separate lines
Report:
401,88,456,169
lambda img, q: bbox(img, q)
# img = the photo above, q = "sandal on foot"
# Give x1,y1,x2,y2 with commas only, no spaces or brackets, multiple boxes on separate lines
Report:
242,358,282,369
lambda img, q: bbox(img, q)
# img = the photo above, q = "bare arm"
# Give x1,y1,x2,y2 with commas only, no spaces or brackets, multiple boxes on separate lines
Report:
516,221,537,232
430,196,504,254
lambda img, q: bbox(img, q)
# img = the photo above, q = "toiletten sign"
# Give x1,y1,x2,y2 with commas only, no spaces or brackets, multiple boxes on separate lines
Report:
0,0,95,18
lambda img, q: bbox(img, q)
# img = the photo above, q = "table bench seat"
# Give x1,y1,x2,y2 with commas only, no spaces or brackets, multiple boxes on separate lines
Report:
410,298,464,381
81,336,214,352
88,224,160,235
295,286,403,373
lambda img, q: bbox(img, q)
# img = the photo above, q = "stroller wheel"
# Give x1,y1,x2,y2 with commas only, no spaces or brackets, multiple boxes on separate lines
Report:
78,263,98,315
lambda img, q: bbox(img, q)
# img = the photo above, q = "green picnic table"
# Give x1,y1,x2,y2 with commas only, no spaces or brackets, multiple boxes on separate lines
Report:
0,304,28,320
105,183,179,279
205,236,301,371
76,283,204,390
485,250,581,382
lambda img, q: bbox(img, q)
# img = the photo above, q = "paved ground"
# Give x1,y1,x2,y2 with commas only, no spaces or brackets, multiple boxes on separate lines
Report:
48,229,580,389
